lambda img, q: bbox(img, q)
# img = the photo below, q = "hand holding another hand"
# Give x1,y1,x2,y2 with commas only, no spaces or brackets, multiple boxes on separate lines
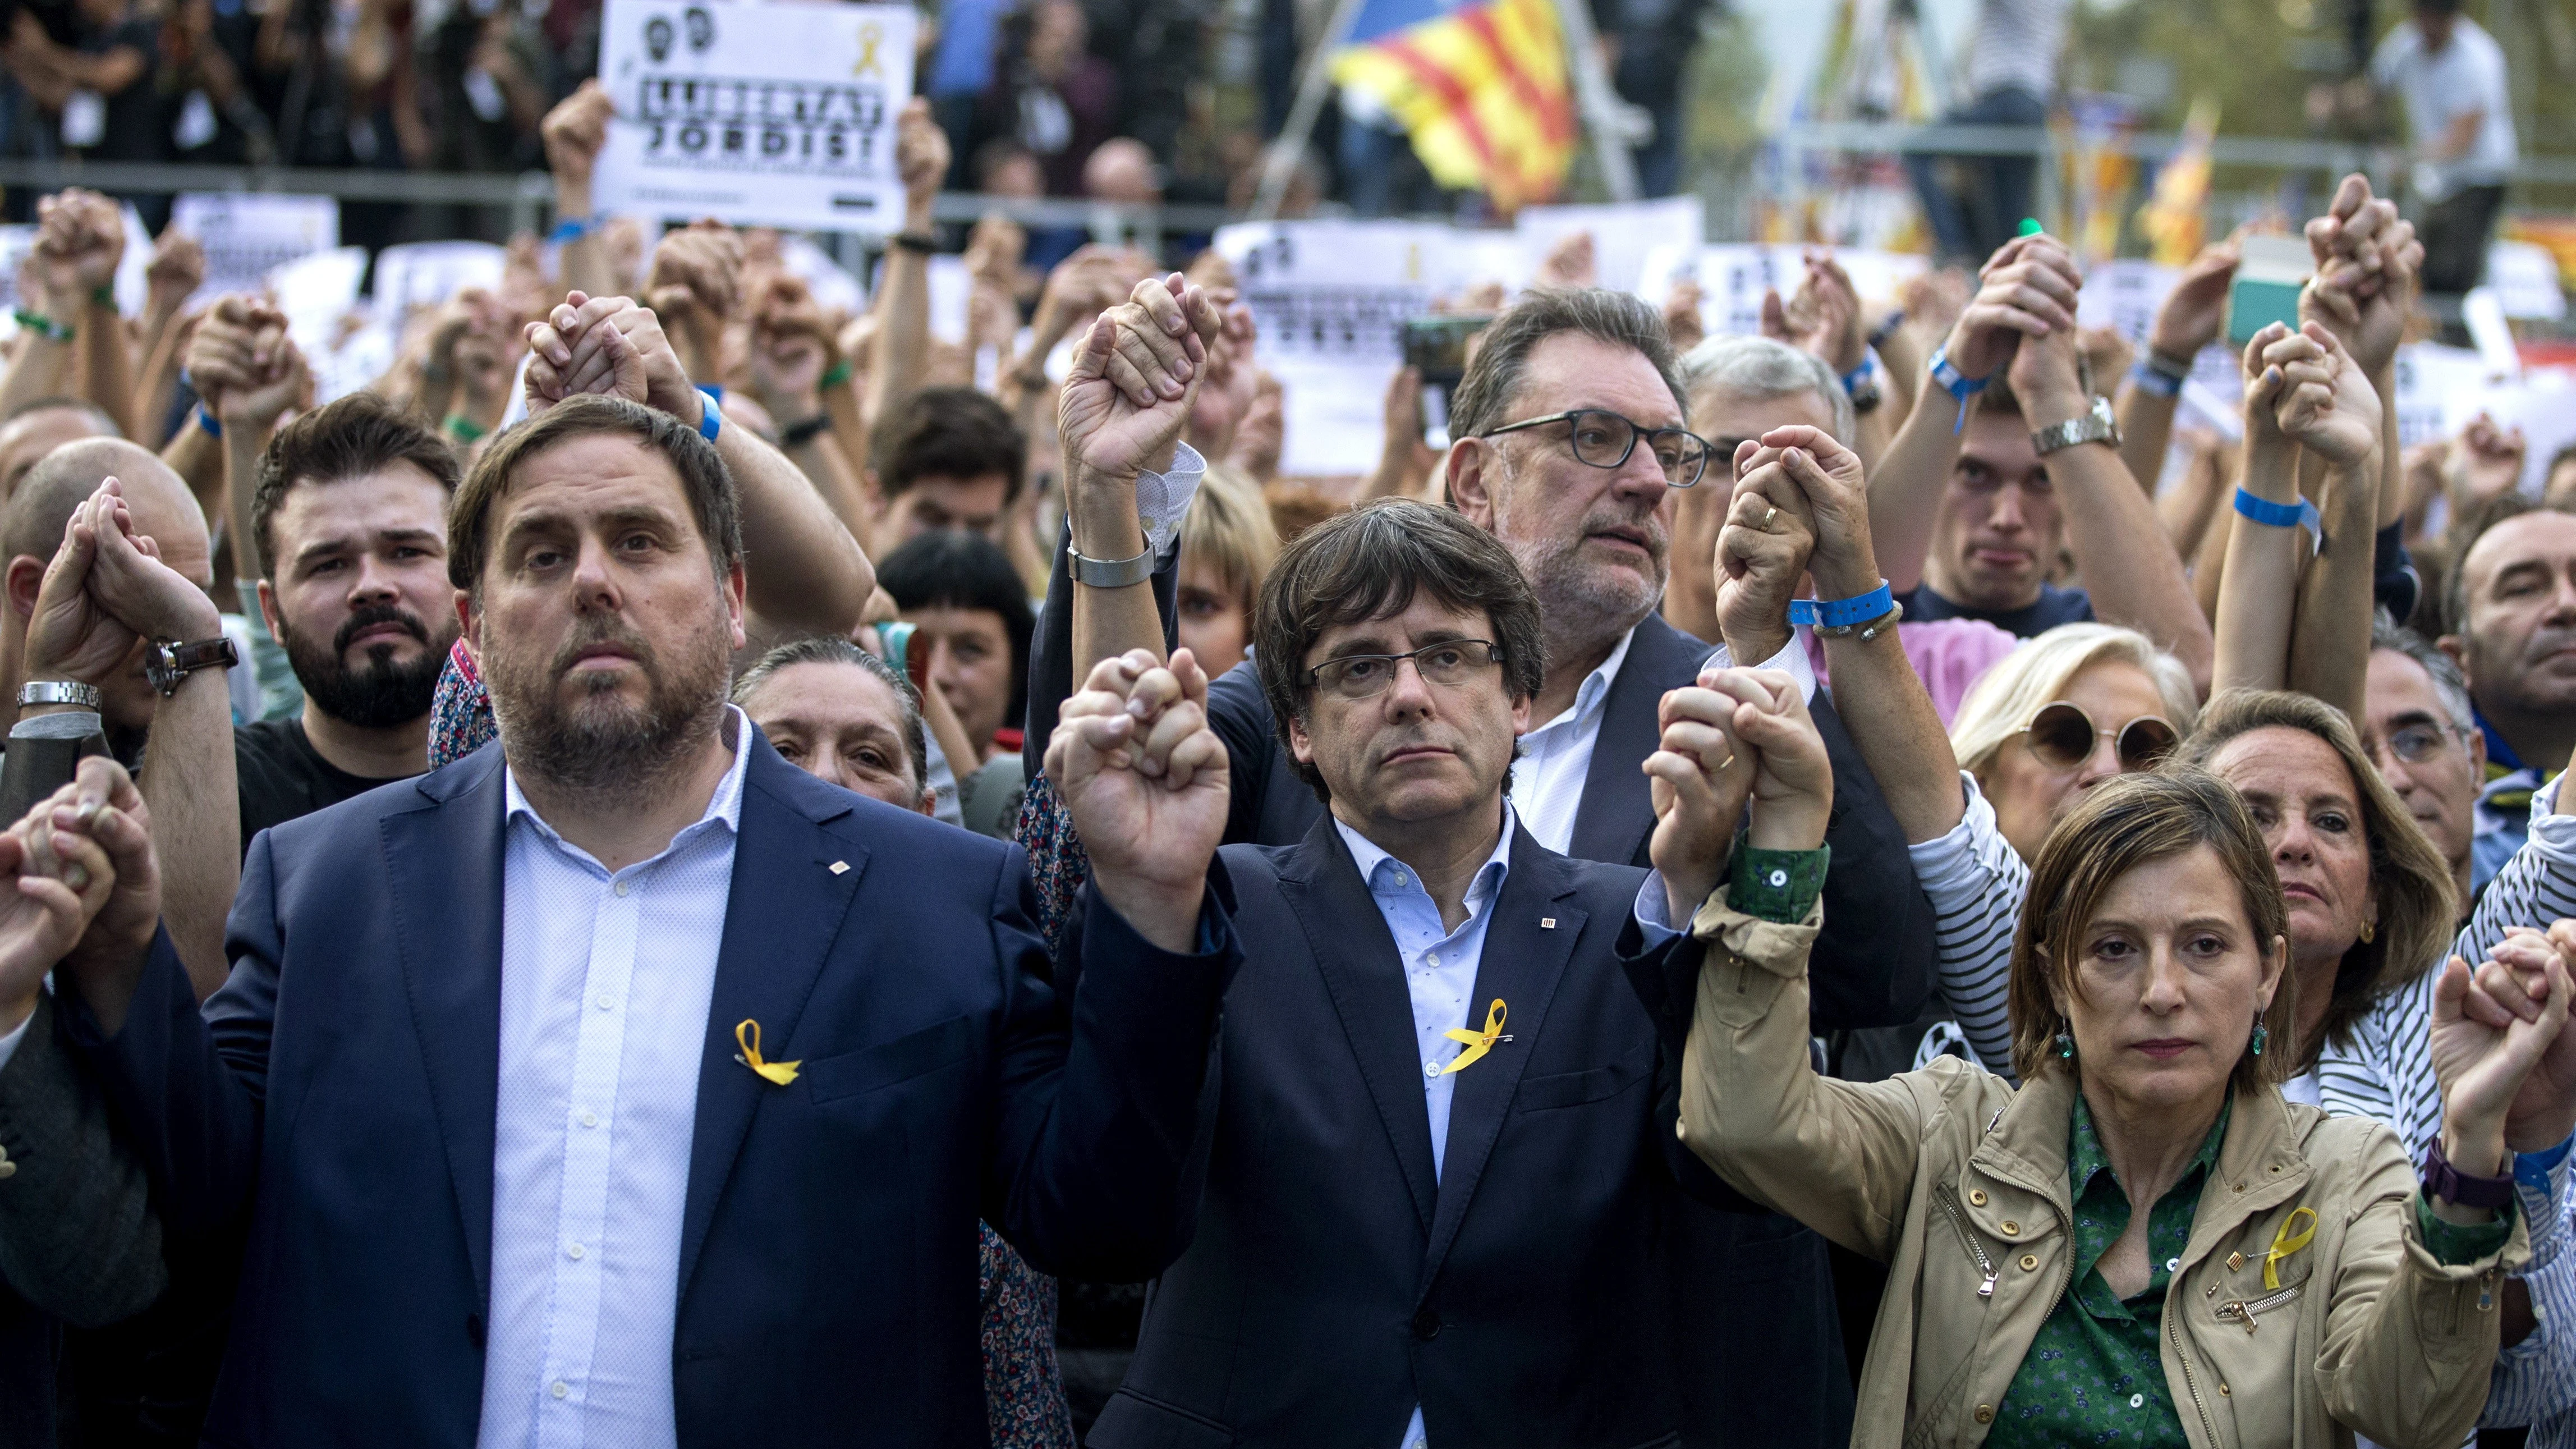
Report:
1048,649,1229,953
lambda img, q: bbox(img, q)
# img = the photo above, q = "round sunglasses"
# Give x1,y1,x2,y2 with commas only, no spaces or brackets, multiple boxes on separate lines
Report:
2017,701,2179,773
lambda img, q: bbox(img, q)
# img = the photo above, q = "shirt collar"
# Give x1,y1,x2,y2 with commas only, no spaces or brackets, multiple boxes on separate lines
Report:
1530,624,1638,736
2067,1090,2230,1202
1335,802,1517,913
504,704,753,857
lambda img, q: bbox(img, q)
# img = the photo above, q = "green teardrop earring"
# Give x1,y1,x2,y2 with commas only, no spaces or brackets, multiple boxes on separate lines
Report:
2250,1022,2269,1057
2055,1031,2076,1061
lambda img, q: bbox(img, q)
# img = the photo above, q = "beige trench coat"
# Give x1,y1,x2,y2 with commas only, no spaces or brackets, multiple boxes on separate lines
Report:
1674,892,2528,1449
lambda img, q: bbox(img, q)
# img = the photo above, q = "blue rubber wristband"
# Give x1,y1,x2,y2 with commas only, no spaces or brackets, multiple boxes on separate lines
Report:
196,405,222,439
1927,346,1986,434
2518,1134,2575,1193
2233,487,2324,554
2127,359,2183,399
548,215,594,245
1788,580,1895,630
1840,355,1876,396
696,382,724,404
696,393,722,442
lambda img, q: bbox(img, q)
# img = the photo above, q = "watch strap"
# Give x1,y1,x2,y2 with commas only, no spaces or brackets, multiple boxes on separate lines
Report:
2426,1134,2518,1210
2030,396,2119,457
1067,541,1155,588
17,680,100,709
147,635,240,695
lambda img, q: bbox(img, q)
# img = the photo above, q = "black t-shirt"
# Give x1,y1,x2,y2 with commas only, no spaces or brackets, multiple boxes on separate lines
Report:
1899,580,2096,639
235,718,416,860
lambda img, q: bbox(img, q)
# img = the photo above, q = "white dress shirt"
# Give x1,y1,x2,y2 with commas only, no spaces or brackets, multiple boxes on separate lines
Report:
476,708,752,1449
1508,625,1816,858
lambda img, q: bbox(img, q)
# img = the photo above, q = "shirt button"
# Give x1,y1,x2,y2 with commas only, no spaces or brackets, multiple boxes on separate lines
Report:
613,879,631,897
2166,1257,2180,1272
0,1160,14,1181
549,1381,570,1400
566,1242,585,1260
1973,1405,1993,1425
1767,868,1788,888
579,1111,599,1129
1426,952,1440,967
595,994,614,1011
2129,1394,2145,1409
1424,1060,1441,1079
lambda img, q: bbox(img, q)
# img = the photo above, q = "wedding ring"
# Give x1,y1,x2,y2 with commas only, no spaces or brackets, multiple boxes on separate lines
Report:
1760,505,1778,529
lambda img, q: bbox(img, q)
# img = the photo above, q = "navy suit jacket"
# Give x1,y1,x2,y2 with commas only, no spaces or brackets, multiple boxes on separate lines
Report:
1088,819,1829,1449
61,733,1238,1448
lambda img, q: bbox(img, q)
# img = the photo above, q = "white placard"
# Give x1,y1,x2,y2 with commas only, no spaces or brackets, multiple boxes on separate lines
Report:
269,246,369,355
1641,245,1927,340
170,192,339,306
1215,221,1459,476
2075,259,2180,345
369,241,507,320
593,0,915,233
2486,241,2567,322
0,224,39,332
1516,198,1706,295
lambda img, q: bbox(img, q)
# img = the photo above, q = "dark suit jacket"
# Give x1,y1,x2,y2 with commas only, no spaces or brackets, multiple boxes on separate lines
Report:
60,733,1239,1449
0,995,169,1446
1088,819,1824,1449
1027,546,1907,1447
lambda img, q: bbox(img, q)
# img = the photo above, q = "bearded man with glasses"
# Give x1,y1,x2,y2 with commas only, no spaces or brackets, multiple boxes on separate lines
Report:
1031,279,1941,1447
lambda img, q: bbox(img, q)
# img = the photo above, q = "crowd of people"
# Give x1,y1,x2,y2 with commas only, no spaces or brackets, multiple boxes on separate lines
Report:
0,57,2570,1449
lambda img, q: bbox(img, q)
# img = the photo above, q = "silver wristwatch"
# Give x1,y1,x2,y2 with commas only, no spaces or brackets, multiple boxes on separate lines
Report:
2031,395,2120,457
1066,540,1155,588
17,680,100,710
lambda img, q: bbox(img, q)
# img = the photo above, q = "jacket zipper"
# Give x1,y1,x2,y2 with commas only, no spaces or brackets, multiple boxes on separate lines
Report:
2169,1283,2222,1447
1935,1185,1999,1297
2214,1282,2302,1332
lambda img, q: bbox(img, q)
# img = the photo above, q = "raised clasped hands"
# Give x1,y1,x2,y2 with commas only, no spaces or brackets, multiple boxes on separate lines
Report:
1646,666,1831,923
524,290,697,424
26,480,221,691
0,772,121,1040
2433,924,2575,1187
1047,648,1230,953
1942,232,2084,383
2302,173,2422,379
1058,272,1226,486
2241,320,2381,472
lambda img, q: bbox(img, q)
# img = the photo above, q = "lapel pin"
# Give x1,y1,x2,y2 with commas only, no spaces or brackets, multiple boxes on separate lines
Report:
828,860,850,875
1540,917,1556,929
1437,999,1512,1075
734,1019,802,1086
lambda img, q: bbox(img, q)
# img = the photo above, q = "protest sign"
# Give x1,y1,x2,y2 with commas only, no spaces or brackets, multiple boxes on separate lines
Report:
593,0,915,232
170,193,339,307
370,241,507,320
1516,197,1704,295
1640,245,1927,339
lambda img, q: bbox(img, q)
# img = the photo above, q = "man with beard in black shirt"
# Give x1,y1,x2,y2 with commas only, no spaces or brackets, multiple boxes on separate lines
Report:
233,393,461,853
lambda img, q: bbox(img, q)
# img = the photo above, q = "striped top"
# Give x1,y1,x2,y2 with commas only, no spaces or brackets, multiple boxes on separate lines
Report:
1910,773,2576,1439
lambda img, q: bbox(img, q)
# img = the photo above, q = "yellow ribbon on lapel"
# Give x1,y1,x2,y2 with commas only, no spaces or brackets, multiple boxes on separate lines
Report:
735,1019,801,1086
2262,1206,2317,1290
1437,999,1510,1077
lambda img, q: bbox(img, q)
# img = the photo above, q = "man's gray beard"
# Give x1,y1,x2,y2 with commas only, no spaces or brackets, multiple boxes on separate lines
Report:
486,617,732,801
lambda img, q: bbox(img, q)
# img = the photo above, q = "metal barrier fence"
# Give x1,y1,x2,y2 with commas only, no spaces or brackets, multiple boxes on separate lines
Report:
1,122,2570,247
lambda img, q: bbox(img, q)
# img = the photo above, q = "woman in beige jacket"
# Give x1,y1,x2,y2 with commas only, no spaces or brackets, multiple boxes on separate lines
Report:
1647,666,2564,1449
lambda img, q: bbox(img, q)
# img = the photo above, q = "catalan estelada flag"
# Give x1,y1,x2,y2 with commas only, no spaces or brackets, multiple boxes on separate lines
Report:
1330,0,1578,213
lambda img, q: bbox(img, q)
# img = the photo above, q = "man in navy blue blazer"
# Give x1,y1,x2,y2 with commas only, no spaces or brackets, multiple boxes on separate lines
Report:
41,376,1243,1447
1064,493,1810,1448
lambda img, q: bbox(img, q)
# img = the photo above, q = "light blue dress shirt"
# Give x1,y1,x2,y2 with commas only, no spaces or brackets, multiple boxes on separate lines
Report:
476,708,753,1449
1333,805,1682,1449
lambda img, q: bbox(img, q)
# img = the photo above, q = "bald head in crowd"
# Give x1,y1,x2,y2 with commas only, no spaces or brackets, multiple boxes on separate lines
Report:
0,397,120,500
2,438,214,739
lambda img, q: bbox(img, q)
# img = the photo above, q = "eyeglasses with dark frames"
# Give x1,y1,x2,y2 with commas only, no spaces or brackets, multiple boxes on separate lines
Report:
1480,409,1712,488
1306,639,1508,700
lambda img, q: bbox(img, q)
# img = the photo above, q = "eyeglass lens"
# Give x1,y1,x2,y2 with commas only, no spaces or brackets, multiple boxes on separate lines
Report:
2026,703,2177,772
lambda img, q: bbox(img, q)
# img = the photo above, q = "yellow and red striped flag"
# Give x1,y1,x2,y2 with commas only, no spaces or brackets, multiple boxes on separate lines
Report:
1330,0,1578,213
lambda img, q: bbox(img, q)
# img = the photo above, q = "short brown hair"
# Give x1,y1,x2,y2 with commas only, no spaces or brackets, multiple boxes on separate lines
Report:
448,395,742,596
1252,498,1545,801
2009,767,2294,1092
253,392,460,579
2175,689,2455,1060
1445,287,1686,442
870,386,1026,501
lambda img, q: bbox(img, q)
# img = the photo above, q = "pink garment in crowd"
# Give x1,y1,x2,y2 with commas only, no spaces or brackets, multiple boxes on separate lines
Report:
1804,616,2021,728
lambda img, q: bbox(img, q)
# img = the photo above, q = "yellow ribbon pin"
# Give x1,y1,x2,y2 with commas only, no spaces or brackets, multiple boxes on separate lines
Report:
1437,999,1511,1076
2262,1206,2317,1290
735,1019,801,1086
